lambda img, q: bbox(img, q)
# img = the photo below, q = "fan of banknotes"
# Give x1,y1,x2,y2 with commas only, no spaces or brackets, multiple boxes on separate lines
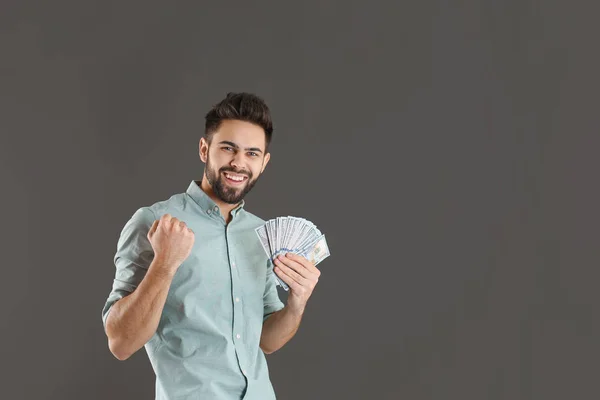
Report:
255,216,331,291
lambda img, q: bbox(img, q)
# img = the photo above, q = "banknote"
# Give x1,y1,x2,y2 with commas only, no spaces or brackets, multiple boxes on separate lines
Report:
255,216,331,291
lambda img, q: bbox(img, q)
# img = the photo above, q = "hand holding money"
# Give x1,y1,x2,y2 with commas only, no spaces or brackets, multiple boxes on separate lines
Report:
255,216,331,291
273,252,320,312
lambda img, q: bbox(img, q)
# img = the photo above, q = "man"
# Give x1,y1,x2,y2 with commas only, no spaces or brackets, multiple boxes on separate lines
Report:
102,92,321,399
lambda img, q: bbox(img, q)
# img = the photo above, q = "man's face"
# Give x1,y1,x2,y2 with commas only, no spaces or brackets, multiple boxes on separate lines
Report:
200,119,271,204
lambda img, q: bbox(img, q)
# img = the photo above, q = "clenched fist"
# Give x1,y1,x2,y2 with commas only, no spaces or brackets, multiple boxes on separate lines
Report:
147,214,195,271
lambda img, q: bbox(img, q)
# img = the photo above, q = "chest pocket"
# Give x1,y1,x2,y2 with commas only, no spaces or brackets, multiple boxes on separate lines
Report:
235,241,268,298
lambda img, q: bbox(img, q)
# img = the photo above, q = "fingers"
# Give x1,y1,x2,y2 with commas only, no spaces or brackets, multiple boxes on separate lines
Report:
160,213,172,222
153,214,193,233
274,254,321,290
274,264,304,292
161,213,177,228
285,253,321,277
147,219,159,239
274,255,310,280
274,258,308,285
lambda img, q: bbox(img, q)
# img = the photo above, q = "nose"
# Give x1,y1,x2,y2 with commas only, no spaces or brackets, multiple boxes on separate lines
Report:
229,152,244,170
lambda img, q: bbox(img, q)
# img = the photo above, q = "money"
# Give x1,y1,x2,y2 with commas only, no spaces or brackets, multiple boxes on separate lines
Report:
255,216,331,291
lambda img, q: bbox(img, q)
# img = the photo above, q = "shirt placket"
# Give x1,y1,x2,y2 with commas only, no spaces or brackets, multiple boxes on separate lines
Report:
226,219,249,379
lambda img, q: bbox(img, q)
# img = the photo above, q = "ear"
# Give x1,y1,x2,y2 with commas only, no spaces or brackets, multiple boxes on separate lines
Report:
199,137,209,163
260,152,271,174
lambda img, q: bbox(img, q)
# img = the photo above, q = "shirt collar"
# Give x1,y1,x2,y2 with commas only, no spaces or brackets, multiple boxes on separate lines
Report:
186,180,246,216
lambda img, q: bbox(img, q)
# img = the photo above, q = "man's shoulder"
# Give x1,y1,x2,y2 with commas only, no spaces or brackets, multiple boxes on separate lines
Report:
125,192,188,225
145,192,187,217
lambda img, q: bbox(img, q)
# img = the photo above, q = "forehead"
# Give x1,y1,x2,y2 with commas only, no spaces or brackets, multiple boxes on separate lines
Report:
212,120,267,150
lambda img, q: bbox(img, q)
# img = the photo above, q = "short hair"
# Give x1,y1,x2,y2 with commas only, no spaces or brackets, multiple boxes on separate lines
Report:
204,92,273,149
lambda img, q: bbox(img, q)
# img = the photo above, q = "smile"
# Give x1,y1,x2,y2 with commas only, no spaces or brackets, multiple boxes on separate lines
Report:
223,172,248,184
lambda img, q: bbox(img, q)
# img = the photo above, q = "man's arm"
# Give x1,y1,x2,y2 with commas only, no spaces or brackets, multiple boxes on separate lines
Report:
104,213,195,360
260,253,320,354
105,257,177,360
260,305,304,354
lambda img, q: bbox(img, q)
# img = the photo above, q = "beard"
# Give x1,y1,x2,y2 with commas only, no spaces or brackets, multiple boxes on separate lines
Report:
204,154,260,204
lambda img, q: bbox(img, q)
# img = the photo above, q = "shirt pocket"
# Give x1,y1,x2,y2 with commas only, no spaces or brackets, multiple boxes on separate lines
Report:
237,249,268,296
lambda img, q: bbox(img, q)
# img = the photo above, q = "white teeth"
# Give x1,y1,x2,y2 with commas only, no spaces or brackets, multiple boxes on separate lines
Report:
225,173,245,182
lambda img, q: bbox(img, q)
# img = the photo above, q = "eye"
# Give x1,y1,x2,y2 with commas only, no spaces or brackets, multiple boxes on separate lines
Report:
247,152,259,157
222,147,233,152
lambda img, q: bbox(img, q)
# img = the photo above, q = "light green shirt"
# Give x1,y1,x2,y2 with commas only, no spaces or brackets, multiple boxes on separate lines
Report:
102,180,285,400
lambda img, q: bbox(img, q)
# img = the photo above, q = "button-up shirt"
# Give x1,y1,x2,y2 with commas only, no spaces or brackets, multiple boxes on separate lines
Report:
102,180,285,399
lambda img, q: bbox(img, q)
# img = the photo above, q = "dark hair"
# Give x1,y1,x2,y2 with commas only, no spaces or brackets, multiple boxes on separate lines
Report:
204,92,273,149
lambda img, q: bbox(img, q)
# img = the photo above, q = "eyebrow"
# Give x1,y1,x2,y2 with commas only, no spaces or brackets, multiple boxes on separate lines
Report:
218,141,263,154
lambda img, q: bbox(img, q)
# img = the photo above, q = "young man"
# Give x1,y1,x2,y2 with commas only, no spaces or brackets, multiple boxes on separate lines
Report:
102,92,321,400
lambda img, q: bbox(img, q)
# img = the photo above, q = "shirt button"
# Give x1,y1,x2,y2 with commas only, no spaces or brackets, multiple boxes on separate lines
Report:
232,262,236,268
213,206,219,212
235,297,240,302
236,334,241,339
243,369,247,375
207,209,211,214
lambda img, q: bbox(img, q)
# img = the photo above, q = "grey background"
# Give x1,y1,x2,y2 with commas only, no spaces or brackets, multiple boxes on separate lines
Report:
1,1,597,399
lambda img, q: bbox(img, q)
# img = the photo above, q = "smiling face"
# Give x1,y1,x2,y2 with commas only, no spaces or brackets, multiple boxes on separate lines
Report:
199,119,271,204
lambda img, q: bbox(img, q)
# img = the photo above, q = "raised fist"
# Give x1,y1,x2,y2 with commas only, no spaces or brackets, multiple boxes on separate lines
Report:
147,213,195,270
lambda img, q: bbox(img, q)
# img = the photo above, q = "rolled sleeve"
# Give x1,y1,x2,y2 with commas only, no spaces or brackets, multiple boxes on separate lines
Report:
102,207,156,330
263,259,285,321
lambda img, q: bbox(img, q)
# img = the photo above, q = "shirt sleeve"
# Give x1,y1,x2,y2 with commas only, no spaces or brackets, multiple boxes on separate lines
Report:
101,207,156,331
263,259,285,322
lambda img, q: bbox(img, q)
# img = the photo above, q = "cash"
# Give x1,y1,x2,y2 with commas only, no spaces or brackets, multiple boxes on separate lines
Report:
255,216,331,291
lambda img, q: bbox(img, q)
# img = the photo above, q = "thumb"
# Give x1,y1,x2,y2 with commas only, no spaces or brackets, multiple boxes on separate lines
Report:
147,219,159,241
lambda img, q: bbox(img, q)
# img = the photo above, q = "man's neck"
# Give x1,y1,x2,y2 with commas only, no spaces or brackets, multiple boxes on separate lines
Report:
199,177,239,223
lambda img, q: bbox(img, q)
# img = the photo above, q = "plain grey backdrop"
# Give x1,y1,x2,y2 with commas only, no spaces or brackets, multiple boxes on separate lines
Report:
1,1,597,399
